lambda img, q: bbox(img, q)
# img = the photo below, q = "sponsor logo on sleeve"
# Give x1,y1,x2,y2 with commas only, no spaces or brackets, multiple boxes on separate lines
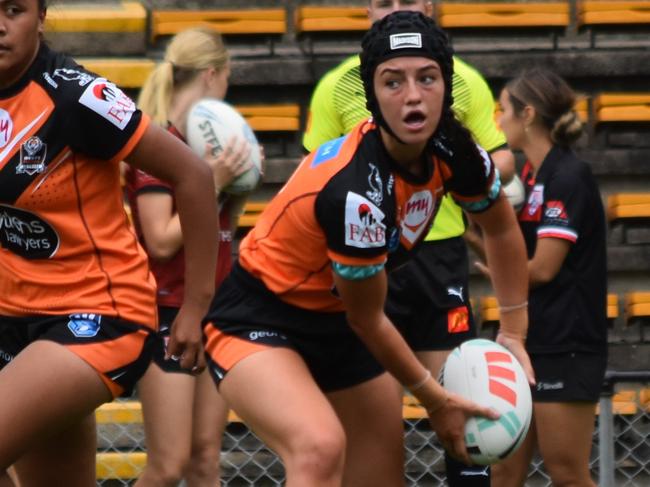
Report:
78,78,135,130
0,109,13,148
0,204,59,259
544,200,568,220
16,136,47,175
312,136,345,168
400,190,434,244
390,33,422,50
344,192,386,249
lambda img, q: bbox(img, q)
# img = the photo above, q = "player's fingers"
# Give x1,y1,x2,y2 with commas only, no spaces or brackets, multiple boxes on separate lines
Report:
165,336,183,361
469,403,500,421
179,345,198,371
192,352,207,375
499,337,536,385
448,435,472,465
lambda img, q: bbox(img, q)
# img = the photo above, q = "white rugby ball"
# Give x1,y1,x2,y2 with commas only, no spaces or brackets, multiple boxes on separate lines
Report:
502,175,526,212
186,98,262,194
440,339,532,465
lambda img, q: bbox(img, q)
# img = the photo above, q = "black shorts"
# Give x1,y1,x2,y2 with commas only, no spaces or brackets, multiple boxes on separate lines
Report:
150,306,194,375
531,352,607,402
0,314,157,398
385,237,477,351
203,263,384,392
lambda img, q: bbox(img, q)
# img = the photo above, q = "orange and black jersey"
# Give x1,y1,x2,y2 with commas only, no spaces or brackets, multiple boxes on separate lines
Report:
238,120,499,312
0,45,156,328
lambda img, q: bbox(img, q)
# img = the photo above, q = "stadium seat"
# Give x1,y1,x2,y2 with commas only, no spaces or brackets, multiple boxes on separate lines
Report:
607,193,650,221
150,8,287,42
236,104,301,132
479,296,500,325
435,2,570,28
294,6,370,33
640,388,650,411
238,201,268,229
608,293,620,320
578,1,650,26
480,294,619,323
402,394,428,420
96,451,146,480
79,58,155,89
594,93,650,123
625,291,650,320
44,1,147,55
45,1,146,34
598,389,639,415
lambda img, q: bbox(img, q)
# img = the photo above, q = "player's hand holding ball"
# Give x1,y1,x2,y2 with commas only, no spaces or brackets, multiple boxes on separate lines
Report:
426,390,500,464
187,98,263,195
439,339,533,465
204,136,253,193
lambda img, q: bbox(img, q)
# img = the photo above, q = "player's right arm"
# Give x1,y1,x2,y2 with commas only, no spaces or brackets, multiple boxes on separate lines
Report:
303,69,347,152
126,123,219,371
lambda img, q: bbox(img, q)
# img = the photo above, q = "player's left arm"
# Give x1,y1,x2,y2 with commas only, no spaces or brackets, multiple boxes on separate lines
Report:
468,195,534,383
529,238,571,287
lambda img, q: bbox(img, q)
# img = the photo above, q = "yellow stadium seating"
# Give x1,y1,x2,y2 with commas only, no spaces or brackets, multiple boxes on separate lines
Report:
150,8,287,42
435,2,570,28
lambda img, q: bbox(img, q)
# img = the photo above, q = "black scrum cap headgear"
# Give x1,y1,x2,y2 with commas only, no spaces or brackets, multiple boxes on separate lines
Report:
360,11,454,142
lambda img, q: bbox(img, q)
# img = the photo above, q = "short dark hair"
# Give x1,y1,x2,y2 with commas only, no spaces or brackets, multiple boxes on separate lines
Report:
38,0,47,11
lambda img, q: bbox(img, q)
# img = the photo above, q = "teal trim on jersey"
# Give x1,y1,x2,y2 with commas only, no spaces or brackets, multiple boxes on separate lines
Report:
306,53,507,240
332,262,385,280
457,173,502,213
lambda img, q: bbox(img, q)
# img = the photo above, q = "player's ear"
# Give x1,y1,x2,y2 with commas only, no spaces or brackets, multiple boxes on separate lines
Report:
425,1,435,18
38,7,46,36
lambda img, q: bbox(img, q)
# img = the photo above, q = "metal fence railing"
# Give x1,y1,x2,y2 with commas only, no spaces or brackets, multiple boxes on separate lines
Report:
96,370,650,486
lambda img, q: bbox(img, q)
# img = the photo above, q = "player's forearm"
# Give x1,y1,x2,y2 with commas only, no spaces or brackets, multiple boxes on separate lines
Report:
174,163,219,310
483,223,529,338
348,313,447,410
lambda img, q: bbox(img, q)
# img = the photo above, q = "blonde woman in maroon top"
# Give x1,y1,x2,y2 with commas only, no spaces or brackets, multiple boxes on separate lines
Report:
126,27,254,487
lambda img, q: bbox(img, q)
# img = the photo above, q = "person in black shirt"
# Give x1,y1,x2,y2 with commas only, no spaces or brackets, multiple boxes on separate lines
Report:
480,68,607,487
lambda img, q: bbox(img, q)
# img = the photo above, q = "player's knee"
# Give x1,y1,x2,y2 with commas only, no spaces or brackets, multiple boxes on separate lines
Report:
288,426,346,481
144,455,189,486
491,461,527,487
546,461,594,487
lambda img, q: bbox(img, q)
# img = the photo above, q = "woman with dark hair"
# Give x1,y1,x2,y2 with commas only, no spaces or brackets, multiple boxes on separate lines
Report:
201,11,532,486
482,68,607,487
0,1,219,485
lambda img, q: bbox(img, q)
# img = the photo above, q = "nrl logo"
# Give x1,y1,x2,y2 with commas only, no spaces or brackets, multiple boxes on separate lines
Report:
17,136,47,176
